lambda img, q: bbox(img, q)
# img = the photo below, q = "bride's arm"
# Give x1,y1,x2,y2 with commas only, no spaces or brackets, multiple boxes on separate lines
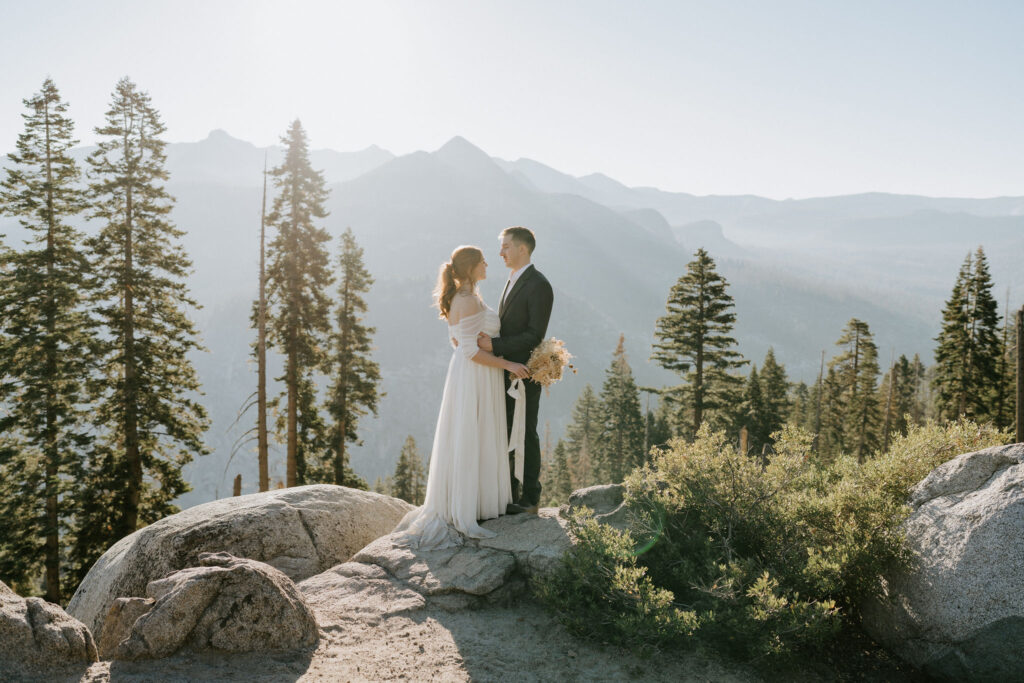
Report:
472,348,530,378
450,296,529,378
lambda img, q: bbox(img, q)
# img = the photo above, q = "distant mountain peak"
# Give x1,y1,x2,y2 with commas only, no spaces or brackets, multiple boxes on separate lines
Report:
435,135,490,161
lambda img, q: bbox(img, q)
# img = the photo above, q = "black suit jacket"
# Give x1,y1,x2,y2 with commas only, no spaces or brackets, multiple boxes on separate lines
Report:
492,265,554,364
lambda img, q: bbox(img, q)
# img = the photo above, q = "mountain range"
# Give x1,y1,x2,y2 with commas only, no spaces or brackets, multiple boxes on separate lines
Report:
2,130,1022,508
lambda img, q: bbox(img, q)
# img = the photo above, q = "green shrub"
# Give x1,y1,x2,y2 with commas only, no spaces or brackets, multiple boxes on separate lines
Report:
536,419,1009,659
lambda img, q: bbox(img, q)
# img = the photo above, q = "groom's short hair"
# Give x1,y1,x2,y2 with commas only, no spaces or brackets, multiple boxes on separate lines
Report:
501,226,536,254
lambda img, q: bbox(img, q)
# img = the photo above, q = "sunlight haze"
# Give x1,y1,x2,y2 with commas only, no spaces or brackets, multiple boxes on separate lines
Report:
2,0,1022,198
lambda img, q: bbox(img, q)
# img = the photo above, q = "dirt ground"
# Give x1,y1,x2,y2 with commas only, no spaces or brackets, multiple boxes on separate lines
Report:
53,601,755,683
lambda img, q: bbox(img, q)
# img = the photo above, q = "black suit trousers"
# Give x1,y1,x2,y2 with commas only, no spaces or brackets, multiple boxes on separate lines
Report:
505,374,542,506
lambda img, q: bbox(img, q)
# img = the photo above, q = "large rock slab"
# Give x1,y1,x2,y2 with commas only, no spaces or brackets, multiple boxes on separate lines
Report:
301,506,573,614
104,552,318,660
861,443,1024,681
565,483,630,529
68,484,412,640
0,580,98,678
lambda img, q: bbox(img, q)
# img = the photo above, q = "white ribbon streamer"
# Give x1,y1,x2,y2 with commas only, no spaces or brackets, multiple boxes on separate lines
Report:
507,378,526,483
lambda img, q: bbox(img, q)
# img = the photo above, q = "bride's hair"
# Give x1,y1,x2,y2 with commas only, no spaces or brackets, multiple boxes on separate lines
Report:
435,245,483,319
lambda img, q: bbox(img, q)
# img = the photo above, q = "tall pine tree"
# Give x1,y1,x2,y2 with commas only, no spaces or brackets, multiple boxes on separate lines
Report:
564,384,601,489
759,348,790,443
0,79,93,601
933,248,1001,422
319,228,381,488
829,318,881,462
652,248,746,436
391,436,426,505
540,440,573,506
594,335,645,483
740,366,769,454
76,78,208,579
265,120,333,487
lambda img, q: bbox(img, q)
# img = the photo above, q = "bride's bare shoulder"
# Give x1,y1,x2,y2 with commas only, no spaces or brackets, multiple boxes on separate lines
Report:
448,291,485,325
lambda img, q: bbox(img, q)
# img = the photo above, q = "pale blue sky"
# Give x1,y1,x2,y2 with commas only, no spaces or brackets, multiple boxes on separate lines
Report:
2,0,1021,198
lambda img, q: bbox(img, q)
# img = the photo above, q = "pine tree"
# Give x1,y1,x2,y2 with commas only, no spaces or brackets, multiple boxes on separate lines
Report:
391,436,426,505
759,348,790,443
594,335,645,483
829,319,881,462
255,157,270,491
320,228,381,489
0,79,94,601
541,440,573,506
740,366,768,454
652,248,746,436
645,400,673,452
993,307,1018,430
789,381,811,429
265,120,333,487
933,248,1002,422
564,384,601,489
907,354,929,425
75,78,209,579
373,475,394,496
816,366,845,463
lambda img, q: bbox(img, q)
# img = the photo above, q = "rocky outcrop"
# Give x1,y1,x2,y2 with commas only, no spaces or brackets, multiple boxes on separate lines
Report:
68,485,412,641
565,483,630,530
299,508,573,616
861,443,1024,681
0,580,97,678
101,552,317,660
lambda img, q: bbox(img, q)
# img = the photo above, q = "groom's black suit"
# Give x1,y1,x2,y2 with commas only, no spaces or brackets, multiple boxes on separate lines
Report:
492,264,553,507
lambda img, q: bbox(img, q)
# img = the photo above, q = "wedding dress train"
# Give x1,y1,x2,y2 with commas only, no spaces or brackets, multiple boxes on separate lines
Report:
392,297,512,549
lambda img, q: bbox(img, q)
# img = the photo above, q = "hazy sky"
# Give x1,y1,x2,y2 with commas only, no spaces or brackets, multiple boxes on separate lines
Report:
2,0,1022,199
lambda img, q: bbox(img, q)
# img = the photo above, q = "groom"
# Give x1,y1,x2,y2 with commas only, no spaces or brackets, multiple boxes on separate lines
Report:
478,226,553,514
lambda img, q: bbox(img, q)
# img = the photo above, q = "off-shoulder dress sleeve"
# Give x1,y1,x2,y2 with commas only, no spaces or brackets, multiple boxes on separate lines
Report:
448,295,486,361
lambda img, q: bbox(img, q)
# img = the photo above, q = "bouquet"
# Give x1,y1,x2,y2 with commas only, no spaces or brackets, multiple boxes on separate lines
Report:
526,337,576,389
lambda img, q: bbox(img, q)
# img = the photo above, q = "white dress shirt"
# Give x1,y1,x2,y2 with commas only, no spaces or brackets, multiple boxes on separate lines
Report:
501,263,533,308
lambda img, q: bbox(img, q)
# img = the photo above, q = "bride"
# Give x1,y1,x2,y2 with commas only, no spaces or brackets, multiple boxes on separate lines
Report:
393,245,530,549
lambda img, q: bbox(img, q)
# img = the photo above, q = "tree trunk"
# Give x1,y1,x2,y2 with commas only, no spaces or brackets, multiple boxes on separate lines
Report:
122,130,142,537
42,102,61,602
286,350,298,487
257,159,269,492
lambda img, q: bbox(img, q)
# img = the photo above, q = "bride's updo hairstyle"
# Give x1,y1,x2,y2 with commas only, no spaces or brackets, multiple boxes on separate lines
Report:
435,245,484,320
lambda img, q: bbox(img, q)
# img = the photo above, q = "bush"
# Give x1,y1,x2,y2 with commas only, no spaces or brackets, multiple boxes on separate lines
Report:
536,419,1009,659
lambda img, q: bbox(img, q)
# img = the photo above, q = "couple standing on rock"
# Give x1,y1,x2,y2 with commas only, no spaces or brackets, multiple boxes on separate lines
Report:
393,226,554,549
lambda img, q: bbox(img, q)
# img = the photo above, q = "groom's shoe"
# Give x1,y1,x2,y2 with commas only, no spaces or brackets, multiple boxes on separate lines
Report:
505,502,528,515
523,504,539,515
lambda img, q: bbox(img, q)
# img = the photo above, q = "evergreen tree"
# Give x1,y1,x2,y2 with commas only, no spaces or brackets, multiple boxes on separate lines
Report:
652,248,746,436
645,400,673,452
933,248,1001,422
265,120,333,487
0,79,93,601
373,475,393,496
816,366,845,462
540,440,573,506
907,354,930,425
829,319,881,462
564,384,601,489
789,381,811,430
594,335,645,483
740,366,769,454
391,436,426,505
993,311,1018,430
759,348,790,443
74,78,209,580
320,228,381,489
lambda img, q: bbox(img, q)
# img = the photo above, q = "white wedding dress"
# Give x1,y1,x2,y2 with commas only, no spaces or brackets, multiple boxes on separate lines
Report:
392,292,513,549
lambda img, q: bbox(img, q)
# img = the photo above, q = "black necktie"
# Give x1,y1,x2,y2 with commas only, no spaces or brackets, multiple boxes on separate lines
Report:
500,278,511,310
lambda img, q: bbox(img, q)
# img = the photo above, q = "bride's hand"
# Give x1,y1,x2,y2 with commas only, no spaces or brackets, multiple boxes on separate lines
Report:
506,361,530,379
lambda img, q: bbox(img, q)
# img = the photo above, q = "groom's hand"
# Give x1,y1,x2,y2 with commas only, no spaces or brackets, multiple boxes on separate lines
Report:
477,332,493,352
